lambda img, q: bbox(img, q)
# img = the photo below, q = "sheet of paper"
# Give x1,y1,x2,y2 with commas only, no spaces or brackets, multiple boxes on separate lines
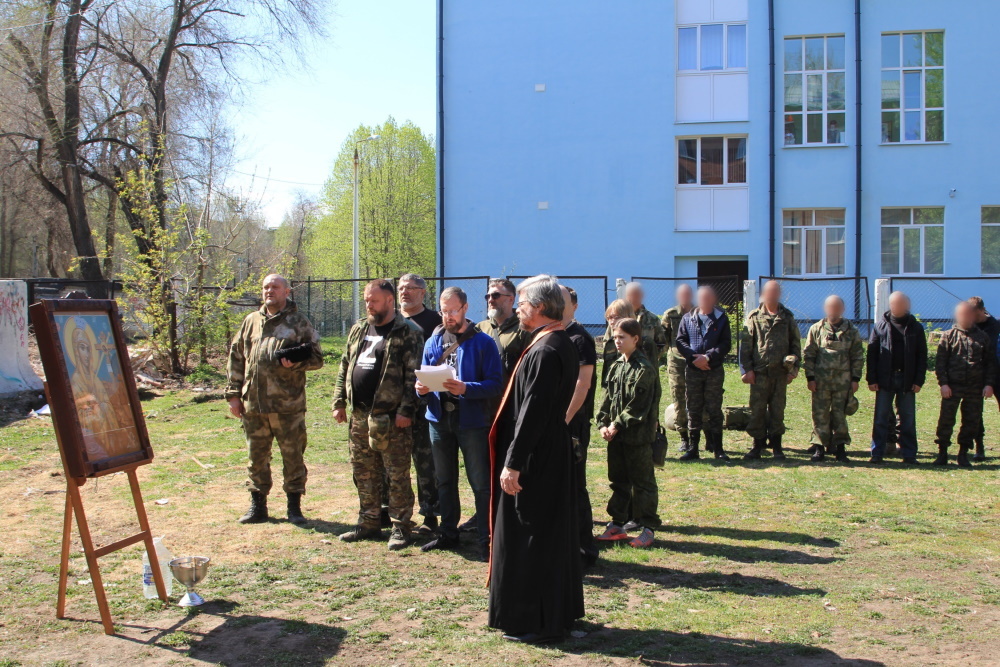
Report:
415,364,458,392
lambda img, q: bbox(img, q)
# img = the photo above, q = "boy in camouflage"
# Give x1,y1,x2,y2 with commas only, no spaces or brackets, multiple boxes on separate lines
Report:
332,280,424,550
803,296,864,462
933,302,998,467
226,274,324,526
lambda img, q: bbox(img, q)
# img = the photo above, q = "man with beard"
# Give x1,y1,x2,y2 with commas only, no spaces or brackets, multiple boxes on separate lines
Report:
417,287,502,561
333,279,424,550
968,296,1000,461
398,273,442,534
488,275,584,644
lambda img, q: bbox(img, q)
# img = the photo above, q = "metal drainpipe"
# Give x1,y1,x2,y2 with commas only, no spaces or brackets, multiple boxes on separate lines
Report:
436,0,446,277
768,0,776,278
854,0,863,320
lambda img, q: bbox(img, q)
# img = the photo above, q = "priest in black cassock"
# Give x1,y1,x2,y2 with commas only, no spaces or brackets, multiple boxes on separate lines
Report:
488,274,585,644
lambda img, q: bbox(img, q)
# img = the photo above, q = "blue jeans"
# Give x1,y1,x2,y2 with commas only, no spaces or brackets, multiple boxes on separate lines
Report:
429,410,490,545
871,372,917,459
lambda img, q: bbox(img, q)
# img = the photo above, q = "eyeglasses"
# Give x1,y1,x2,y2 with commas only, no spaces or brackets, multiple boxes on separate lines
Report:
517,301,533,309
485,292,512,301
439,308,466,317
399,285,424,292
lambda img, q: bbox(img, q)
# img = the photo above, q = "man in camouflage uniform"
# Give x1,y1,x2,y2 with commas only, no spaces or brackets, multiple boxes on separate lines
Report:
803,296,864,462
740,280,801,460
333,279,424,550
933,301,998,467
662,284,694,452
478,278,529,386
625,281,667,369
227,274,324,525
969,296,1000,461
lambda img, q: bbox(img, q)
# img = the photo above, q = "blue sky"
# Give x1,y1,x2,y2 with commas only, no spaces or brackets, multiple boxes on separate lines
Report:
229,0,435,226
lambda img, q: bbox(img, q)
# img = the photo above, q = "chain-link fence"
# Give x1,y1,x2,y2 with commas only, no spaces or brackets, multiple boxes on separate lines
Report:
756,276,872,337
633,275,743,352
888,277,1000,333
507,275,609,335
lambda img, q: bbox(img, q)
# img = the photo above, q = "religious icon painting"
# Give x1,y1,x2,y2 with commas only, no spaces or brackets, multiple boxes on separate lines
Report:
30,300,154,478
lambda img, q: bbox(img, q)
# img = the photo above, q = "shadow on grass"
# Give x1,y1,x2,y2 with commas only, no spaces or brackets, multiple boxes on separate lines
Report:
652,539,839,565
111,600,347,666
561,624,886,666
663,524,839,547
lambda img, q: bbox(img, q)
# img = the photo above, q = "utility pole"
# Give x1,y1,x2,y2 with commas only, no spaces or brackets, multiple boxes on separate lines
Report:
352,134,380,321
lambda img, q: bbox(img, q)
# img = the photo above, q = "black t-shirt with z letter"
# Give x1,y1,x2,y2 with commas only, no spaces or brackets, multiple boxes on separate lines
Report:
352,322,394,408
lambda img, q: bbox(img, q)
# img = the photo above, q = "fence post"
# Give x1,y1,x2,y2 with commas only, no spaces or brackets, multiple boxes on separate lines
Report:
615,278,626,301
743,280,758,317
874,278,891,317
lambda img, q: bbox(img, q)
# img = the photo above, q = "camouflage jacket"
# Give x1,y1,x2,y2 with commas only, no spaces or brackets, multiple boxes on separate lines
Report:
635,306,667,368
226,301,324,414
661,304,693,361
803,319,864,385
601,327,655,387
477,315,529,384
597,351,661,447
332,313,423,419
935,325,998,394
739,303,801,375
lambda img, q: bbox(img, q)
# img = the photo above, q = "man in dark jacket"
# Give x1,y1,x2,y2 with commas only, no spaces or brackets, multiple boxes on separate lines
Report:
866,291,927,464
968,296,1000,461
676,286,733,461
934,301,998,467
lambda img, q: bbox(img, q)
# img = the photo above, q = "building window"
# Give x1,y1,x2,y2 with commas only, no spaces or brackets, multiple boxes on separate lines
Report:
678,23,747,72
982,207,1000,275
782,210,846,276
783,36,846,145
677,136,747,186
881,31,944,143
880,208,944,275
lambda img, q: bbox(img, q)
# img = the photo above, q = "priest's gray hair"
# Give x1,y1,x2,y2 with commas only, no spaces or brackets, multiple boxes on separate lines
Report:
516,274,564,320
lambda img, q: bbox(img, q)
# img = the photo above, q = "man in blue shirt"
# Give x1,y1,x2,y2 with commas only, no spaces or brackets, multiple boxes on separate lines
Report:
416,287,503,561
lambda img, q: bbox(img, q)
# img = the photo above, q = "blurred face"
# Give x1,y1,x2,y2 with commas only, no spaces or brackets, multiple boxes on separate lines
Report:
888,292,910,319
364,285,396,325
486,283,515,319
613,328,639,356
956,303,976,330
761,281,781,308
697,288,717,313
625,286,643,310
262,275,291,312
439,294,468,333
676,285,693,309
560,286,576,324
824,296,845,322
398,279,426,310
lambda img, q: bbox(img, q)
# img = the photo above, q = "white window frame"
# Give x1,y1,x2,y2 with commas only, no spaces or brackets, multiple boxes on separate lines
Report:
676,135,748,187
782,35,847,146
981,207,1000,276
880,31,945,144
781,209,847,277
677,23,748,73
880,207,944,276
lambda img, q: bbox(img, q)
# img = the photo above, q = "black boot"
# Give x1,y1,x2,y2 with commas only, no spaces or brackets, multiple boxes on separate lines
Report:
835,444,848,462
678,432,691,454
286,493,307,525
957,444,972,468
932,445,949,466
711,432,730,461
238,491,268,524
745,438,766,460
810,445,825,462
973,438,986,462
678,430,701,460
771,435,786,461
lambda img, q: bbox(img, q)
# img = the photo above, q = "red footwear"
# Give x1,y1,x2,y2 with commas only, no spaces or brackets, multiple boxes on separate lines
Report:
629,528,654,548
596,523,631,542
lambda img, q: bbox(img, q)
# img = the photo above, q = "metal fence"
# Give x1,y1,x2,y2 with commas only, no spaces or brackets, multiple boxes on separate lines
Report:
24,278,124,303
888,276,1000,332
633,275,743,349
507,275,609,335
757,276,872,337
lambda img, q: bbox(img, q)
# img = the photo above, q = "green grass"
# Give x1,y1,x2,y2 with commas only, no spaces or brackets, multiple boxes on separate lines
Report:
0,350,998,665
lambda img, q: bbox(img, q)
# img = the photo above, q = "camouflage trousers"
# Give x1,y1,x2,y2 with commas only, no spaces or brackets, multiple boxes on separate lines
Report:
242,412,307,495
810,386,851,448
667,355,688,438
747,368,789,439
684,365,725,433
386,411,437,517
349,409,414,530
935,393,984,449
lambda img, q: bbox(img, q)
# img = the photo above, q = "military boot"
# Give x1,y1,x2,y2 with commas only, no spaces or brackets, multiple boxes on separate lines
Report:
771,435,787,461
340,524,383,542
835,444,849,462
678,430,701,460
710,432,730,461
745,438,766,460
388,526,413,551
286,493,307,525
678,431,691,454
973,438,986,462
810,445,825,462
238,491,268,524
932,445,949,466
957,445,972,468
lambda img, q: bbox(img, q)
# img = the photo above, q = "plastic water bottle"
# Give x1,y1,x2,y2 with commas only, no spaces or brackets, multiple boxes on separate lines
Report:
142,536,174,599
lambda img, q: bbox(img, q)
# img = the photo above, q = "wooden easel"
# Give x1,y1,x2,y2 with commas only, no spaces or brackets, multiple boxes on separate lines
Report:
49,386,169,635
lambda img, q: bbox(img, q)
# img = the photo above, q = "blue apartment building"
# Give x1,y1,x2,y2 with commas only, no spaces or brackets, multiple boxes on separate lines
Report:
435,0,1000,322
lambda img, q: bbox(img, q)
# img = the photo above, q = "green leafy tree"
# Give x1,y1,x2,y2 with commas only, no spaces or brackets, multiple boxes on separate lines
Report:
309,118,436,280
